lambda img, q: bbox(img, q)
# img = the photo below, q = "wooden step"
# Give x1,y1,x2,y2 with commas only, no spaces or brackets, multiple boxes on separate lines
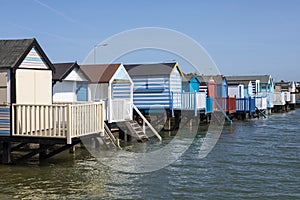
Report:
118,120,149,143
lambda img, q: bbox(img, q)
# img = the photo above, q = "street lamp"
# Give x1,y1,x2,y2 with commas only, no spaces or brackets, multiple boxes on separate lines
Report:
94,43,108,64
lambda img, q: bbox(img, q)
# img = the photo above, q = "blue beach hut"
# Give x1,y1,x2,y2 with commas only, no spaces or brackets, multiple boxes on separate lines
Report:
124,62,183,115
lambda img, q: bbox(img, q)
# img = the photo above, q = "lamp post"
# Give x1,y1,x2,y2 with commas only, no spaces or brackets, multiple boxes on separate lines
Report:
93,43,108,64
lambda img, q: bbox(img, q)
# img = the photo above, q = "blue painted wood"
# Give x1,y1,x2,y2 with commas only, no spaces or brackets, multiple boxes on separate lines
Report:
236,97,256,113
76,83,88,101
131,69,182,110
190,76,200,92
206,97,214,113
0,107,10,136
112,83,131,99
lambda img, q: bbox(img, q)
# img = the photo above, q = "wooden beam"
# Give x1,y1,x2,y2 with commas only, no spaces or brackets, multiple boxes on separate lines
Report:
41,140,81,160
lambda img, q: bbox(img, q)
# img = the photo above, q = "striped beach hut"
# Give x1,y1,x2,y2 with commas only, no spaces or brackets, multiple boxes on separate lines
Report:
53,62,90,102
80,63,133,123
0,38,54,136
124,62,184,115
227,75,271,111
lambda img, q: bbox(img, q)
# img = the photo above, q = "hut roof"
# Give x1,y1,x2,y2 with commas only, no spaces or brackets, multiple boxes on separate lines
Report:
197,75,225,84
227,80,252,86
124,62,183,76
80,63,121,83
226,75,271,84
53,62,81,81
0,38,54,71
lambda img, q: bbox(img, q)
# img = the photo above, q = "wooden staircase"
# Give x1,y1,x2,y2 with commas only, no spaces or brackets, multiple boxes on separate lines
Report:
118,120,149,143
99,123,121,149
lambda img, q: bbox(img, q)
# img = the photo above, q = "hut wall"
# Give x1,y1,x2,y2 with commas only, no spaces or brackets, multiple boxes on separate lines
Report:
0,70,8,104
170,69,182,109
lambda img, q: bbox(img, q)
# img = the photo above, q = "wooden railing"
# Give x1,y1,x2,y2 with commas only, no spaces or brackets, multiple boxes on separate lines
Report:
109,99,132,123
290,94,296,104
284,92,291,102
215,97,236,113
273,92,286,106
254,96,268,110
236,97,256,113
181,92,206,111
132,104,162,141
12,102,104,144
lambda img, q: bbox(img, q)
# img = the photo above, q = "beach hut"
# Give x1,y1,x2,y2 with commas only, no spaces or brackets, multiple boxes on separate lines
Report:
227,78,255,114
275,81,296,109
80,63,133,123
227,75,273,109
182,74,206,114
0,39,106,163
199,75,236,114
182,74,201,92
0,38,54,136
53,62,90,102
227,80,254,98
124,62,184,115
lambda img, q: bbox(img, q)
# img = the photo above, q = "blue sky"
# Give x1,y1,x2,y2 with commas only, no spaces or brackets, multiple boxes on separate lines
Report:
1,0,300,81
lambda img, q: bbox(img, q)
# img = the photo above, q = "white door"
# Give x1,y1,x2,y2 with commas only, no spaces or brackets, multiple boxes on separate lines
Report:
16,69,52,104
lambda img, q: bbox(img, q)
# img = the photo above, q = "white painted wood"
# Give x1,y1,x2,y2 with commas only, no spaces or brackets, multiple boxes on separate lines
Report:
16,69,52,105
273,92,286,105
19,47,48,69
132,104,162,141
64,67,89,82
290,94,296,104
0,71,8,104
12,102,104,144
53,82,76,102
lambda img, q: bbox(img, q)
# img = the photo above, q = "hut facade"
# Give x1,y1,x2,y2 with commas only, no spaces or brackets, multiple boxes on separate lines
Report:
182,74,206,114
53,62,90,102
0,39,54,136
124,62,183,115
80,63,133,123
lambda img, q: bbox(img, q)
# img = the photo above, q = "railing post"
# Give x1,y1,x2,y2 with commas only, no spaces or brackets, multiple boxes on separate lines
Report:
11,104,15,136
194,91,197,117
67,104,72,144
171,91,174,117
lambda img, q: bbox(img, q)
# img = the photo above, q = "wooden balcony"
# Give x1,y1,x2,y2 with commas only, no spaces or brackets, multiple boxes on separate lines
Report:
12,102,104,144
215,97,237,113
236,97,256,113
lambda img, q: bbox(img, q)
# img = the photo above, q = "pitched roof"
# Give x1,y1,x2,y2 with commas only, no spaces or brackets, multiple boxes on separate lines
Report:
197,75,225,84
226,75,271,84
124,62,180,76
53,62,81,81
183,74,201,83
80,64,121,83
0,38,54,71
227,80,252,86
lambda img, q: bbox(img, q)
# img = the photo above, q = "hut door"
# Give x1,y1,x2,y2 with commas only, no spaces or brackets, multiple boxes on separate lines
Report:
76,83,88,101
15,69,52,104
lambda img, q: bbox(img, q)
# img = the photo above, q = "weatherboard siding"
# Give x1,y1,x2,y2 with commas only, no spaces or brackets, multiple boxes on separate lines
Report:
170,69,182,109
19,47,48,69
0,106,10,136
112,83,131,99
132,75,171,109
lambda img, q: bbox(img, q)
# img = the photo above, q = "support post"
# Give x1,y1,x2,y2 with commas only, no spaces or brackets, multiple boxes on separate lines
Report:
67,104,72,145
2,141,11,164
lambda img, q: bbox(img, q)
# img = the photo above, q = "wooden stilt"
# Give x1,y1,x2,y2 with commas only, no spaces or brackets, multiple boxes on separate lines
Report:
2,141,11,164
69,145,76,154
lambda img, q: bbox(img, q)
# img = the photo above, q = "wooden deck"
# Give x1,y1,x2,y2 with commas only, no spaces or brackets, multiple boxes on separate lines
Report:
12,102,104,144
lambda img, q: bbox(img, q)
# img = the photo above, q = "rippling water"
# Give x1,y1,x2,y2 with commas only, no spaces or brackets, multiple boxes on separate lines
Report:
1,110,300,199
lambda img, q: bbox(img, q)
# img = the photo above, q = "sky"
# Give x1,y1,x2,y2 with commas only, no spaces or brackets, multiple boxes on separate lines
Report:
1,0,300,81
